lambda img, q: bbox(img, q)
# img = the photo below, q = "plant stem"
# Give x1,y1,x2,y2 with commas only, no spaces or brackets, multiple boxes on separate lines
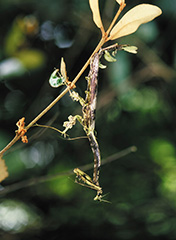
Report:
0,134,21,156
106,3,126,38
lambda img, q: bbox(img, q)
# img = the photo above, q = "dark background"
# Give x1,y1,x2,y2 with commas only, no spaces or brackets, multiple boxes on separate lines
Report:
0,0,176,239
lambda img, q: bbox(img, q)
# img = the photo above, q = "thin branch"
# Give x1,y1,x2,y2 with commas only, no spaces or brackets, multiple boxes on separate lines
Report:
0,134,21,157
106,2,126,38
0,145,137,196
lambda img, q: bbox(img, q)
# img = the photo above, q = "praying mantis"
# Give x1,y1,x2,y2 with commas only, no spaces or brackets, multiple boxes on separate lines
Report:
46,0,162,202
48,44,134,202
49,50,103,200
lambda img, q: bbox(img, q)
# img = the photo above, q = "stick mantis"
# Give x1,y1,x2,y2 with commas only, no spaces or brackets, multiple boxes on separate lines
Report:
59,44,131,201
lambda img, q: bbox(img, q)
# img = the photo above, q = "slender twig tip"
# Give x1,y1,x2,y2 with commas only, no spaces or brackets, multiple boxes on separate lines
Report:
131,146,137,152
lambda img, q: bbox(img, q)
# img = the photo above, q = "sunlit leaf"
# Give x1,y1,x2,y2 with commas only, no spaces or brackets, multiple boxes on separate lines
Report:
122,45,138,54
109,4,162,40
0,156,9,182
104,50,116,62
89,0,103,29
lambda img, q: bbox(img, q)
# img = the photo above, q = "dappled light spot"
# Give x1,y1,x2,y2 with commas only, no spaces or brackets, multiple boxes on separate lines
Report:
20,141,55,168
0,200,41,232
40,21,74,48
119,87,161,113
0,58,26,80
47,163,76,199
150,139,176,204
40,21,55,41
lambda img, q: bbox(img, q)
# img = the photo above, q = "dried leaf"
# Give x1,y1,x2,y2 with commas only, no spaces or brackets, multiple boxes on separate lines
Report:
16,117,28,143
0,156,9,182
60,57,67,81
109,4,162,40
89,0,103,29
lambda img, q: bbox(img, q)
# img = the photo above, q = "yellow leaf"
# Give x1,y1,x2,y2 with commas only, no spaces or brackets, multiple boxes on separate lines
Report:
0,156,9,182
109,4,162,40
89,0,103,29
60,57,67,80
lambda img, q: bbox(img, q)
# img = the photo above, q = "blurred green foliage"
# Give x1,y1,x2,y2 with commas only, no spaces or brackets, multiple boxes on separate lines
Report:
0,0,176,240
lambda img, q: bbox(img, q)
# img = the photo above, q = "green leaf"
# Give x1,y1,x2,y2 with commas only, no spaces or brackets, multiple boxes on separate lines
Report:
49,69,65,88
122,46,138,54
99,62,107,69
104,50,116,62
